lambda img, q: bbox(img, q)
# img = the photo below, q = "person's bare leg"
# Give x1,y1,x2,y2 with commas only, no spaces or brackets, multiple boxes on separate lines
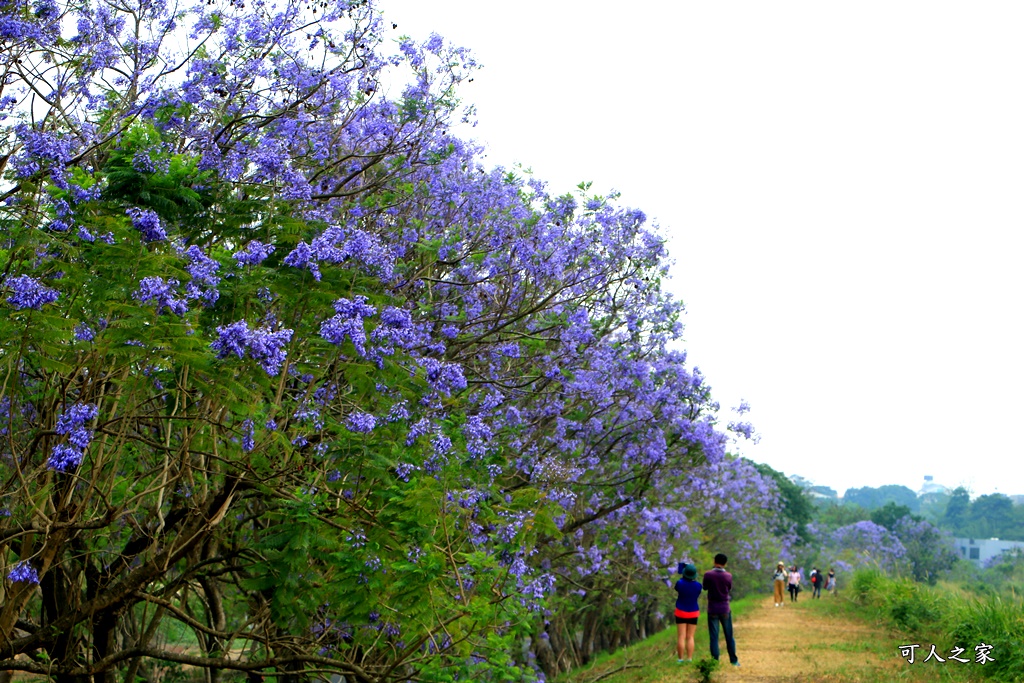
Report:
677,623,686,659
685,623,697,660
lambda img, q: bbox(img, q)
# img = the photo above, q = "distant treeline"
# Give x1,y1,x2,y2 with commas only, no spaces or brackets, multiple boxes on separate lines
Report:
813,484,1024,542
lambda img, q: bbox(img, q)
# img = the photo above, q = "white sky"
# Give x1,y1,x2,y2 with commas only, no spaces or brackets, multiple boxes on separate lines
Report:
377,0,1024,499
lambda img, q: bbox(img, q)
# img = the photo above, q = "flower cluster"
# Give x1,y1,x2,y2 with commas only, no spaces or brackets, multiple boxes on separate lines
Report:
234,240,275,266
125,207,167,242
7,561,39,584
345,412,377,433
211,321,294,376
321,296,376,356
5,275,59,310
134,277,188,316
47,402,99,471
826,520,907,571
183,246,221,304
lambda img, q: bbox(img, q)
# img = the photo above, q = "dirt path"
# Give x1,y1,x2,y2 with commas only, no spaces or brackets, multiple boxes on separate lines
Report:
707,594,903,683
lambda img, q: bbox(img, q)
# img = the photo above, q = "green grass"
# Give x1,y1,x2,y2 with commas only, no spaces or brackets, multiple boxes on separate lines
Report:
841,568,1024,682
552,596,756,683
799,586,1010,683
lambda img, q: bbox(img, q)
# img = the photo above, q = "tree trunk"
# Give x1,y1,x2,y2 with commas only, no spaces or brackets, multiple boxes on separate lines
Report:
200,571,227,683
531,631,559,679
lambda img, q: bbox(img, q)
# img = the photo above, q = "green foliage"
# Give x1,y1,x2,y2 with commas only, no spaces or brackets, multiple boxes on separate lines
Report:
102,124,215,225
813,500,871,530
751,462,814,543
965,494,1021,540
944,487,972,528
918,490,950,524
948,595,1024,682
848,568,1024,682
842,484,920,512
871,502,916,531
850,566,886,603
885,579,942,632
693,657,718,683
937,488,1024,541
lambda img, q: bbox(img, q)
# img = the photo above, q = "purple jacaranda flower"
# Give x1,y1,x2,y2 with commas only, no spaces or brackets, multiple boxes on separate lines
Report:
462,415,492,458
183,245,221,304
5,275,59,310
333,296,376,319
55,403,99,434
405,417,431,446
321,296,377,356
211,320,249,359
346,412,376,433
241,418,255,452
283,242,320,280
125,207,166,241
131,150,169,174
73,323,95,341
387,401,410,422
7,561,39,584
12,125,71,178
47,402,99,471
431,433,452,456
419,358,467,395
246,326,294,376
133,277,188,315
48,443,83,471
234,240,275,266
211,321,293,376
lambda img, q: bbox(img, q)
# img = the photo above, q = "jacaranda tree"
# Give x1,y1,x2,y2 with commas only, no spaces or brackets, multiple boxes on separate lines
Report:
0,0,774,681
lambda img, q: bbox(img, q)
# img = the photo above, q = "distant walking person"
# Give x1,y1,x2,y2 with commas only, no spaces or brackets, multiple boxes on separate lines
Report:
673,563,702,663
787,565,802,602
826,568,836,596
772,562,787,607
703,553,740,667
810,567,823,598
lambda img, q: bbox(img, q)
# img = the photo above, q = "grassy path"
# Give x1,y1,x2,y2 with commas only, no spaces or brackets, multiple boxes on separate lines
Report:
558,593,965,683
706,594,902,683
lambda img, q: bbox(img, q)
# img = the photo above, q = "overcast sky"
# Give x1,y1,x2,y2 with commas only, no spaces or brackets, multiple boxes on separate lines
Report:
378,0,1024,499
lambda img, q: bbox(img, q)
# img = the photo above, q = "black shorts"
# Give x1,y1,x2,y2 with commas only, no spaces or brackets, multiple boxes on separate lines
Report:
675,616,698,625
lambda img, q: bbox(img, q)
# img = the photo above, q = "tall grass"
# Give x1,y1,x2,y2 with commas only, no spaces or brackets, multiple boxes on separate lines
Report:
849,568,1024,682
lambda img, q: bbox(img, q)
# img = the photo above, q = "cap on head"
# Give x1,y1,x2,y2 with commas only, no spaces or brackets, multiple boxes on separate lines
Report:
682,564,698,580
777,561,785,567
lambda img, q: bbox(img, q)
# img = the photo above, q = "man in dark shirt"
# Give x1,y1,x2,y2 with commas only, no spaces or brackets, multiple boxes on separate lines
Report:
702,553,739,666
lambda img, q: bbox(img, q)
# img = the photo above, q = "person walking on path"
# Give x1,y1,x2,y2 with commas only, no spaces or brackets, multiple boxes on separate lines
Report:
810,567,823,598
772,562,788,607
826,568,836,596
673,563,702,663
787,565,802,602
702,553,740,667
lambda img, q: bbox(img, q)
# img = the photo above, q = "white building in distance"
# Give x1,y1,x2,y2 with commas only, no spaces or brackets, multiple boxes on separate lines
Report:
953,537,1024,566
